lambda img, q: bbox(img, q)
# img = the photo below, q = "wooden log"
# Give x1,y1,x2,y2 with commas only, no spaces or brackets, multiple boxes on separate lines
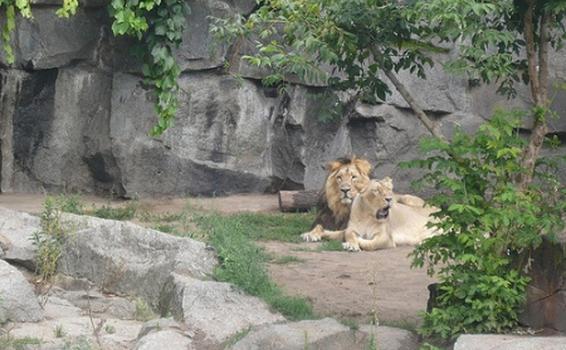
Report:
278,190,319,212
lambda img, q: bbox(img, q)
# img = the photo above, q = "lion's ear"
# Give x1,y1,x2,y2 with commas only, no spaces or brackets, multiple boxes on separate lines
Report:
353,158,372,176
327,160,344,173
380,177,393,190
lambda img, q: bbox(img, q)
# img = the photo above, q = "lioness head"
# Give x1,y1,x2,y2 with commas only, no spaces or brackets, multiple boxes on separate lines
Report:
361,177,394,221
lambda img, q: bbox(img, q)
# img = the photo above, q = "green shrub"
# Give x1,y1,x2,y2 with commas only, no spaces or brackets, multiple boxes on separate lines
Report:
133,298,156,322
404,110,566,340
32,197,68,281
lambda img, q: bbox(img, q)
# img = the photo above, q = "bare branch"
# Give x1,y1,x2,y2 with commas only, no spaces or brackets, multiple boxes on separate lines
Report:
538,10,550,104
370,47,446,141
523,0,540,105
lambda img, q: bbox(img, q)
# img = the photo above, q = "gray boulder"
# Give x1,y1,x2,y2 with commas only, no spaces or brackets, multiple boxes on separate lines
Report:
9,316,142,350
162,273,285,344
230,318,369,350
136,329,194,350
53,289,138,320
58,213,216,306
359,325,420,350
0,259,43,322
0,207,39,269
229,319,420,350
454,334,566,350
137,318,188,340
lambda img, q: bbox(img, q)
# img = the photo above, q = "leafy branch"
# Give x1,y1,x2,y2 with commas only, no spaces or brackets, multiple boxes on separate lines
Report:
110,0,189,135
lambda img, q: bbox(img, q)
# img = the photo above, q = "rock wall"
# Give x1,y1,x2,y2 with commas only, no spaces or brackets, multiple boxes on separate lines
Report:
0,0,565,197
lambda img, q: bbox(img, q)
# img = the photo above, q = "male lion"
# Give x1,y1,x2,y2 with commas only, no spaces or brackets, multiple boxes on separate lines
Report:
302,177,438,251
312,156,372,230
312,156,428,231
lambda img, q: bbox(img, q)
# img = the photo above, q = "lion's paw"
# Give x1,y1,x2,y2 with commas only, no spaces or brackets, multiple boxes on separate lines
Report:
301,225,324,242
301,232,321,242
342,242,361,252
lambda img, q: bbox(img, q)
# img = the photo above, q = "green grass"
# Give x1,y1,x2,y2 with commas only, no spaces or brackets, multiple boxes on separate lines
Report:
152,223,177,234
138,211,184,223
317,240,343,251
193,212,314,320
223,327,252,348
91,204,138,221
213,212,314,242
54,324,65,338
57,194,85,214
57,194,138,221
0,335,41,350
104,324,116,334
339,318,359,331
63,336,92,350
379,318,419,333
271,255,305,264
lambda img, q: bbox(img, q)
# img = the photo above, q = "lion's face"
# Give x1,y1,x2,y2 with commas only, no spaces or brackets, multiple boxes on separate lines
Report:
322,156,372,225
328,162,371,205
362,177,394,222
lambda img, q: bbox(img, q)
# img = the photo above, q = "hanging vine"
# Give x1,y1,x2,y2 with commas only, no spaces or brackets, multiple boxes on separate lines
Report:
1,0,32,64
1,0,187,136
109,0,189,135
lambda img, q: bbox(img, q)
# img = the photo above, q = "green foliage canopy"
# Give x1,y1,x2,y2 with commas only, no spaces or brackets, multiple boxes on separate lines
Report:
212,0,437,103
410,0,566,97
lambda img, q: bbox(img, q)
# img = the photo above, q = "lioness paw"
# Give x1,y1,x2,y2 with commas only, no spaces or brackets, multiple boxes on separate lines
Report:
342,242,361,252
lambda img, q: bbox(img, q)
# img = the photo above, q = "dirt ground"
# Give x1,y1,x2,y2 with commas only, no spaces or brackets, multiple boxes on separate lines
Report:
0,192,433,326
0,192,280,214
261,241,434,326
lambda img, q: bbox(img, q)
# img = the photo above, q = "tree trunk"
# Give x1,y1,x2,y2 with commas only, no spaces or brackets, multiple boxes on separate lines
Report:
278,190,319,212
518,2,550,189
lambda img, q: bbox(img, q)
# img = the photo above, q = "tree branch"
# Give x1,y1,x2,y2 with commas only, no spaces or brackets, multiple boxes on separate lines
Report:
518,3,550,189
538,10,550,104
523,0,540,105
370,47,446,141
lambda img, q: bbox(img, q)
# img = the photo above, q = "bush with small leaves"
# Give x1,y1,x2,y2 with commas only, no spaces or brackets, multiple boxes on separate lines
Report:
403,110,566,341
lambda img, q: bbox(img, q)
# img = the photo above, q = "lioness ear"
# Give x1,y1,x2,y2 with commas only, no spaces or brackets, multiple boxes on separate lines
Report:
353,158,372,176
327,160,344,173
380,177,393,190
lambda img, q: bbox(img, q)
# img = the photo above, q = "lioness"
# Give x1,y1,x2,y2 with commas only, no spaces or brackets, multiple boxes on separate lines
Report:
312,156,425,231
302,177,438,251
